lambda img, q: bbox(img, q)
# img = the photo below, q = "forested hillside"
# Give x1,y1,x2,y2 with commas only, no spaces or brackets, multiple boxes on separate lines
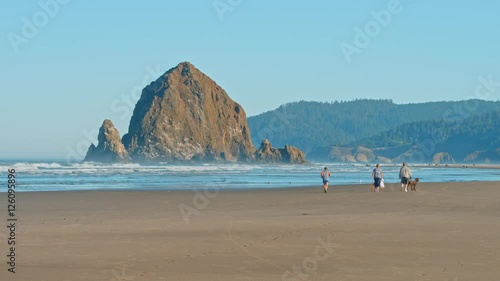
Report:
248,99,500,154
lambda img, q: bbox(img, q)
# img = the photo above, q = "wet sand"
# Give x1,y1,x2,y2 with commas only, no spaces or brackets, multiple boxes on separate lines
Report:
1,181,499,281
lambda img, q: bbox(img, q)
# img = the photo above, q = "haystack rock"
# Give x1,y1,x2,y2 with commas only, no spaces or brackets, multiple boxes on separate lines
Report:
84,119,130,162
122,62,256,162
255,139,307,164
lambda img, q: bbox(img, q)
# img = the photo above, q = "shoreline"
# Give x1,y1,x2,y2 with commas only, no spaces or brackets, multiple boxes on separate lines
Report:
351,163,500,169
6,179,499,193
410,163,500,169
3,159,500,166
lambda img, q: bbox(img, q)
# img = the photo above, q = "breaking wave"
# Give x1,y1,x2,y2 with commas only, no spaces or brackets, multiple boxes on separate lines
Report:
1,160,498,192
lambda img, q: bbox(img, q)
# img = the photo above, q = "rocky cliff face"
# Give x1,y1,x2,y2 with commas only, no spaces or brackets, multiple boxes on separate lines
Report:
464,150,487,162
432,152,455,164
122,62,256,162
375,156,392,164
83,62,308,164
311,142,500,164
254,139,307,164
323,146,378,163
84,119,130,163
463,149,500,163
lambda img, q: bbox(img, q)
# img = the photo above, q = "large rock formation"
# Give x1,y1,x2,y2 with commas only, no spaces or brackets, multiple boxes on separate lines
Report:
83,62,307,164
122,62,256,162
254,139,307,164
84,119,130,162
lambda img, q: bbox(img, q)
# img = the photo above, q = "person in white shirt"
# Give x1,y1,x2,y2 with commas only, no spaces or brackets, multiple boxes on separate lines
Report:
372,164,383,192
399,162,412,192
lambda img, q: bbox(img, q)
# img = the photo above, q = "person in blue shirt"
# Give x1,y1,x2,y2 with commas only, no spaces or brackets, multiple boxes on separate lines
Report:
321,167,331,193
372,164,384,192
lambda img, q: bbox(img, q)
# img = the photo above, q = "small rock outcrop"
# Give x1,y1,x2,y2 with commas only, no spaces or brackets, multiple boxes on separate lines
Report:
354,146,376,163
254,139,306,164
84,119,130,162
328,147,355,162
322,146,375,163
375,156,392,164
432,152,455,164
464,150,487,162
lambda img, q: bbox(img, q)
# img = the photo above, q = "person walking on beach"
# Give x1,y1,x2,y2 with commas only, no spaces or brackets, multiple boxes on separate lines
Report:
372,164,383,192
321,167,331,193
399,162,412,192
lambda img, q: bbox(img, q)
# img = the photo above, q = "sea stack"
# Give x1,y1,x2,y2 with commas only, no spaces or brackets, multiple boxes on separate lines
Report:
122,62,256,162
254,139,307,164
84,119,130,163
84,62,307,163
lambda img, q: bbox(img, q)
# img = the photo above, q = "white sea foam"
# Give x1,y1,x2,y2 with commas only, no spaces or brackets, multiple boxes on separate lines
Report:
2,160,497,192
2,161,267,175
12,162,63,169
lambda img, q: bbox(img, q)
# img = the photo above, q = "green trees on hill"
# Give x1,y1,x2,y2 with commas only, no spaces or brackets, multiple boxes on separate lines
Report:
247,99,500,152
357,110,500,149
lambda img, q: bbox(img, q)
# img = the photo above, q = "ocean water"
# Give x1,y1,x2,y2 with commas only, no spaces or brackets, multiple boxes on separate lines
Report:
0,160,499,192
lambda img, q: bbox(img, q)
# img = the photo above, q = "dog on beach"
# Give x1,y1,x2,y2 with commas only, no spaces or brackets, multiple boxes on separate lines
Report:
408,178,419,191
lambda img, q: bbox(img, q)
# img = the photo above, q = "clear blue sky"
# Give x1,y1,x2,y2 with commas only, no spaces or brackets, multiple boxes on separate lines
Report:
1,0,499,159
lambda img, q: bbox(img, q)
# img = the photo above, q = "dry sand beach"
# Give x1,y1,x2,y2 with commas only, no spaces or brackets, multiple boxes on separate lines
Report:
1,182,500,281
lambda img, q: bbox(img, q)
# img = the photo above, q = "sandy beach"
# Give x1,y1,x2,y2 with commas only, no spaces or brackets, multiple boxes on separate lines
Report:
1,181,500,281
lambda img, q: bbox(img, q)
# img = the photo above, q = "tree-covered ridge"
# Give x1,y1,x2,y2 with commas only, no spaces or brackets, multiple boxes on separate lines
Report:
247,99,500,152
356,110,500,154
